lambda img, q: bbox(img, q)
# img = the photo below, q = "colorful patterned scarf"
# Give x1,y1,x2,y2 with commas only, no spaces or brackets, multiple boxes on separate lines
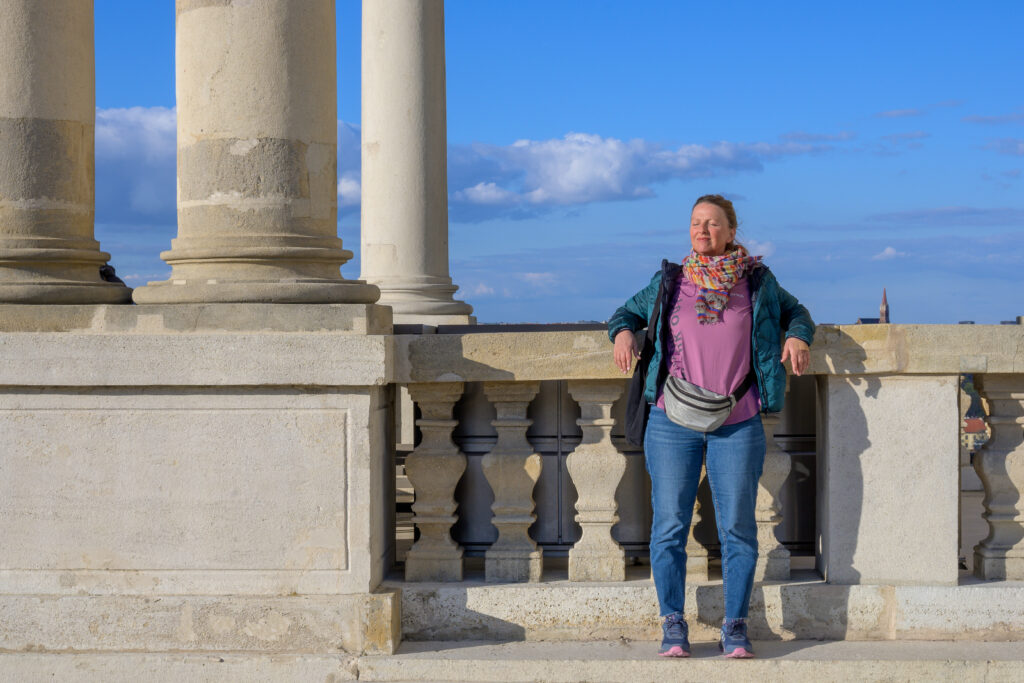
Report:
682,247,762,324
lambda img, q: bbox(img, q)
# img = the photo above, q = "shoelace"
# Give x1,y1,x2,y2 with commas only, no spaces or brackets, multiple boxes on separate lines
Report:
725,620,746,638
665,615,687,638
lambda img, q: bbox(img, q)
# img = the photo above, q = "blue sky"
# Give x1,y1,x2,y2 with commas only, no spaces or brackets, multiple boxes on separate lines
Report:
94,1,1023,324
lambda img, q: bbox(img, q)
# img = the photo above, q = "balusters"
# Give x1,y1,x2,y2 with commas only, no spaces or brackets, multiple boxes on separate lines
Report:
404,382,466,581
756,413,791,580
973,374,1024,580
482,382,543,582
566,380,627,581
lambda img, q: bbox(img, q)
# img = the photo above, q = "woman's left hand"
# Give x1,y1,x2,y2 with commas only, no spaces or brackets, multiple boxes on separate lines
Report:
781,337,811,376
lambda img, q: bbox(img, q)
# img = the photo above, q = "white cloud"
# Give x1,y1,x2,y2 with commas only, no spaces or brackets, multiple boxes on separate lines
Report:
454,181,517,204
872,246,906,260
449,132,825,220
744,239,776,257
520,272,558,286
470,282,495,296
337,173,361,207
96,106,177,162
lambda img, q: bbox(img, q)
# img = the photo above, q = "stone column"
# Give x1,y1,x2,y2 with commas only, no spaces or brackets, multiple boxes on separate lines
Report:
973,374,1024,580
756,413,791,581
361,0,474,324
133,0,377,304
566,380,626,581
482,382,542,582
404,382,466,582
0,1,130,304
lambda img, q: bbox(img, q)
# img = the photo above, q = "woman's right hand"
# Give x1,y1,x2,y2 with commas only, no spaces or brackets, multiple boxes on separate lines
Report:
613,330,640,374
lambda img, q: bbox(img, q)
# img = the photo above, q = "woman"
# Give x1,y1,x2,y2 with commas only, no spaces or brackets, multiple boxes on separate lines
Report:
608,194,814,659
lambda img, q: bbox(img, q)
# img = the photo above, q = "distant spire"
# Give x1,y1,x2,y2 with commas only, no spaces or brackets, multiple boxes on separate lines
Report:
879,288,890,323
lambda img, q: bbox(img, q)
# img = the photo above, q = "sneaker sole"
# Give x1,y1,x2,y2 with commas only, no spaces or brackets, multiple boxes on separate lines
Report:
722,647,754,659
658,646,691,658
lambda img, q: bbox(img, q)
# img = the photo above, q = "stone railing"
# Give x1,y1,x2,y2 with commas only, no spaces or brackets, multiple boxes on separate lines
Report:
392,324,1024,587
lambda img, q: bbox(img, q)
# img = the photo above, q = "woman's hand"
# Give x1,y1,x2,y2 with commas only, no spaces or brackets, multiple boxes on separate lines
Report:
781,337,810,376
613,330,640,374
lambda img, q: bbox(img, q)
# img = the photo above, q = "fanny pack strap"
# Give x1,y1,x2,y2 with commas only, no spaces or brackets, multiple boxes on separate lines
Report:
729,367,756,404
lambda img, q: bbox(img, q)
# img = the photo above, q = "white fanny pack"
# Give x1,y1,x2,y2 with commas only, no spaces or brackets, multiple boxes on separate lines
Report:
662,370,755,433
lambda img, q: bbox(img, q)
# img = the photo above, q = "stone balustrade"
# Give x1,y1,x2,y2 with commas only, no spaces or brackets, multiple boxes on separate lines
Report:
394,324,1024,586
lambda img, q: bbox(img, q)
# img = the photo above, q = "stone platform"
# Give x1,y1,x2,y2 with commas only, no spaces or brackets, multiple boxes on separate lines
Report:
388,566,1024,643
6,640,1023,682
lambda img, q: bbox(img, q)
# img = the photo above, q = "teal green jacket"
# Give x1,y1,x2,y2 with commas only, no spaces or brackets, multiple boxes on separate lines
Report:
607,260,815,413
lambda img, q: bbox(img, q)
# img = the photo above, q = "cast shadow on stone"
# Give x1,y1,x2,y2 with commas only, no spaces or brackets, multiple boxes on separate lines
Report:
816,327,873,638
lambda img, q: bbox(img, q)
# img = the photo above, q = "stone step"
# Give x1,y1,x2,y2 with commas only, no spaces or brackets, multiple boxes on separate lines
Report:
388,568,1024,642
7,641,1023,682
358,640,1024,683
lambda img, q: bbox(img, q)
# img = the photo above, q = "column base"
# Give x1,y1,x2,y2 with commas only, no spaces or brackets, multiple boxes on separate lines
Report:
132,279,380,305
485,549,542,583
405,551,464,582
373,280,474,324
569,548,626,582
0,281,131,305
686,554,709,582
974,549,1024,580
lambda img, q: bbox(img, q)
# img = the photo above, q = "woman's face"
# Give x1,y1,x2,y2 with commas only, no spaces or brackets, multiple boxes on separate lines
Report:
689,202,736,257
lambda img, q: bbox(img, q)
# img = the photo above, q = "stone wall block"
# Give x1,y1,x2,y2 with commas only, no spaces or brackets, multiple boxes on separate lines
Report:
973,374,1024,580
565,380,626,581
481,381,542,582
404,382,467,582
756,413,792,581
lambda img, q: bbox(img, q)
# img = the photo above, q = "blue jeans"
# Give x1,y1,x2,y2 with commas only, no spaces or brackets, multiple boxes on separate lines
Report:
644,407,766,619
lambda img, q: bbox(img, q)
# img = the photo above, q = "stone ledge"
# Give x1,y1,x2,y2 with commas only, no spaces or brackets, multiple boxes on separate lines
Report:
357,640,1024,683
0,303,393,335
0,332,392,386
0,653,358,682
394,324,1024,383
391,574,1024,642
0,591,400,656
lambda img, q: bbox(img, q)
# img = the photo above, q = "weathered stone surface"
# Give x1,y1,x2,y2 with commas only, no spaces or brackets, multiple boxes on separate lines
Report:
394,576,1024,643
134,0,375,304
394,325,1024,383
0,303,392,334
361,0,472,323
482,382,543,583
358,640,1024,683
756,413,791,581
404,382,467,582
973,374,1024,580
566,380,626,582
0,1,130,303
0,654,358,683
0,592,398,655
817,374,960,585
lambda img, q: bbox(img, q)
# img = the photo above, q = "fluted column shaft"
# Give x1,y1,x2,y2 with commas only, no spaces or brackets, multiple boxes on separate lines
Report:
0,0,129,303
974,374,1024,580
361,0,473,323
134,0,377,304
566,380,626,581
404,382,466,582
482,382,542,582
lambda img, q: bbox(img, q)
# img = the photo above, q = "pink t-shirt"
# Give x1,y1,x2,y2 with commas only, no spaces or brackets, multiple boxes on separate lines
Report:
655,273,760,425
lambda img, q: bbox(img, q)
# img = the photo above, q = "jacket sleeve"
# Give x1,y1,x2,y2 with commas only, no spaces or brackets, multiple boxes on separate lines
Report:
607,271,661,342
779,285,815,346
